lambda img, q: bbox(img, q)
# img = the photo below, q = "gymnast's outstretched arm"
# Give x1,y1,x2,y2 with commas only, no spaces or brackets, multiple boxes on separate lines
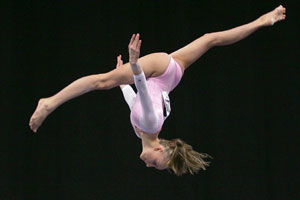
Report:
118,34,159,132
128,34,159,132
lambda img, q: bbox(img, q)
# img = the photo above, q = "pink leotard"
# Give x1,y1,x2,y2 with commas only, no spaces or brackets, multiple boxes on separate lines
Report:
121,56,183,138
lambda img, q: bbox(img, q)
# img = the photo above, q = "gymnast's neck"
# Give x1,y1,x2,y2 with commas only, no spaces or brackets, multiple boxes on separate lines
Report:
138,129,161,149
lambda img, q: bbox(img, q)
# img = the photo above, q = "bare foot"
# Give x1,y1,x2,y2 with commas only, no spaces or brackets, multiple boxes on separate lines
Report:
260,5,286,26
29,98,53,132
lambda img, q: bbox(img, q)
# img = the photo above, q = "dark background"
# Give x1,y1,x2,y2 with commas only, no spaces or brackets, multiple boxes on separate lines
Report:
2,0,299,199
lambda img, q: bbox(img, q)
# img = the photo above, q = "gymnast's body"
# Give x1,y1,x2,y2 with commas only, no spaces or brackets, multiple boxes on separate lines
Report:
29,6,286,175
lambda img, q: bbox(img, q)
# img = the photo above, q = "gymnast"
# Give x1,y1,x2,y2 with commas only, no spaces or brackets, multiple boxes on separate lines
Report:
29,6,286,175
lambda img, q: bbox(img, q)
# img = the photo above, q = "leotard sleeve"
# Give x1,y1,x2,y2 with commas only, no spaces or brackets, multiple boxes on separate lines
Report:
121,85,136,110
133,72,158,133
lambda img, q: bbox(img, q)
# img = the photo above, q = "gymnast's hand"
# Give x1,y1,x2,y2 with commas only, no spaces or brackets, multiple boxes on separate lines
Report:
116,55,123,69
128,33,142,64
115,54,127,89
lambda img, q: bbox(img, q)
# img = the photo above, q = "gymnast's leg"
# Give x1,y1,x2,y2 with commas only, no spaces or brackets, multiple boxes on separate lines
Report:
170,5,286,70
29,69,126,132
29,52,170,132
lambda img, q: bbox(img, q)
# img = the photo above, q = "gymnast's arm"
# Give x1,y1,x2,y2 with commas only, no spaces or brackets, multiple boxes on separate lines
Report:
129,34,158,131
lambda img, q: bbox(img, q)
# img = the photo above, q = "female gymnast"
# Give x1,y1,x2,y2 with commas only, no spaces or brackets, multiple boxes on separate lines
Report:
29,6,286,175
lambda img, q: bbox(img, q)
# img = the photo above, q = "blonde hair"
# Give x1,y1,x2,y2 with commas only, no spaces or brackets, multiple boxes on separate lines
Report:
159,138,212,176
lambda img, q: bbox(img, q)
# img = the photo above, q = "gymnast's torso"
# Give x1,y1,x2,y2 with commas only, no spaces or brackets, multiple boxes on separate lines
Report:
130,56,183,138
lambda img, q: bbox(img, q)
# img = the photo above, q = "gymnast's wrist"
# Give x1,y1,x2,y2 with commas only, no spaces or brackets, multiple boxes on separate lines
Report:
130,62,142,75
129,60,138,65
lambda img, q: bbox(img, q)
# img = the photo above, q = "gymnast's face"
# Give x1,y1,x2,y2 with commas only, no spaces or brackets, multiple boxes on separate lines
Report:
140,146,168,170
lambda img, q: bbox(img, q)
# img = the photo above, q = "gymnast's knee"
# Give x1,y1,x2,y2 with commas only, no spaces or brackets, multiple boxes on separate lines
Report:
94,74,116,90
203,32,220,47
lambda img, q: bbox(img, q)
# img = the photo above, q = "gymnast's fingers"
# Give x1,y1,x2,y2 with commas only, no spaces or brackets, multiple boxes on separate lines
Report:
128,34,135,47
133,33,140,48
119,55,123,65
137,40,142,51
116,55,123,68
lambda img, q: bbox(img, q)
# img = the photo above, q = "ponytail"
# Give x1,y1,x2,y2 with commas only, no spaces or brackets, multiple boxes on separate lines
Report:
160,138,212,176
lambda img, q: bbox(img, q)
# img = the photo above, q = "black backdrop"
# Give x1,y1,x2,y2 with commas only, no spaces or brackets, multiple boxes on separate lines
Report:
2,0,299,199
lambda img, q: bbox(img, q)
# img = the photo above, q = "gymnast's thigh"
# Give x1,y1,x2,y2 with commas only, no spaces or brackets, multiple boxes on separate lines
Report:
101,52,171,88
138,52,171,77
